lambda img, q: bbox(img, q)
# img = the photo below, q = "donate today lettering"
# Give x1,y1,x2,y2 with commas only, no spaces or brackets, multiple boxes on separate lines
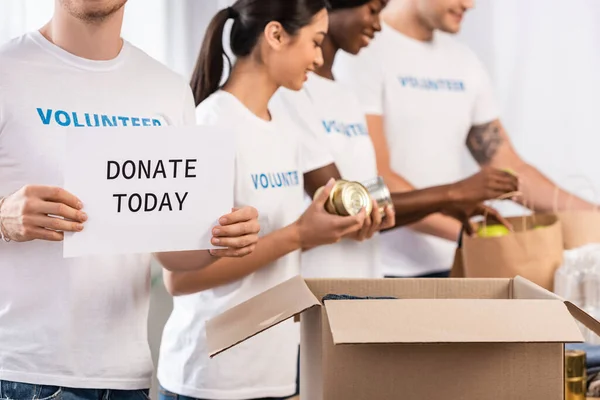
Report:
107,159,197,213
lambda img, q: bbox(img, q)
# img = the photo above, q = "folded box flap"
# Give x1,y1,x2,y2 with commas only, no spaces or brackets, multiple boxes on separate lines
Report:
206,275,320,357
513,275,600,338
324,298,583,344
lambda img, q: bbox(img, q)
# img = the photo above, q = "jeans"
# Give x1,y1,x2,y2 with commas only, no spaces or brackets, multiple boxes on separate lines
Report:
0,380,150,400
158,386,293,400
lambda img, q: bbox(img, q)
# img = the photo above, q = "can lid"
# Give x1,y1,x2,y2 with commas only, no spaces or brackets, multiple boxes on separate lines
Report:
339,182,372,216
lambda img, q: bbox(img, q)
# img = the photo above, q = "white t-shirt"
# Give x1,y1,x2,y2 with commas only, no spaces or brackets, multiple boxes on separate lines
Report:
0,32,195,388
334,23,499,277
272,73,381,278
157,91,332,399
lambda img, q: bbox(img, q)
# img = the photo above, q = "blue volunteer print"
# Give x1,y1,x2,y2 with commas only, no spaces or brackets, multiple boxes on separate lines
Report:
398,76,465,92
251,171,300,190
36,108,163,127
322,120,368,137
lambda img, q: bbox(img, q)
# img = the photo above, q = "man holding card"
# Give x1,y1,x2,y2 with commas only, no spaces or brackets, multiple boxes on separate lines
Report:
0,0,259,399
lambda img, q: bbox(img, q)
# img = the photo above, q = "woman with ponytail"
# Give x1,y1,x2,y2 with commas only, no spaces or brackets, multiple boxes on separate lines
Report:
271,0,519,279
157,1,365,399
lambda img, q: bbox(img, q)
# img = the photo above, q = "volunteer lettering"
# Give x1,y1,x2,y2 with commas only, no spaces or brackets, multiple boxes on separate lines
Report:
398,76,465,92
106,159,197,213
251,170,300,190
36,108,163,127
322,120,368,137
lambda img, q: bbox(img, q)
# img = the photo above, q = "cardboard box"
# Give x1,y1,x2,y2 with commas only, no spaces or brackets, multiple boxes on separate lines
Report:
207,276,600,400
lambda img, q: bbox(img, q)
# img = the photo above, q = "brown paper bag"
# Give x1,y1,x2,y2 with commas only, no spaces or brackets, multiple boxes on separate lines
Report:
556,210,600,249
461,213,563,290
552,177,600,249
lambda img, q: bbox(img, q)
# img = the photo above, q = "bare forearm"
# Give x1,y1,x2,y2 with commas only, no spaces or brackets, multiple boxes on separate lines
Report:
382,169,461,240
153,250,218,272
504,163,594,212
304,163,342,198
164,224,301,295
407,213,461,241
389,184,453,224
467,119,595,213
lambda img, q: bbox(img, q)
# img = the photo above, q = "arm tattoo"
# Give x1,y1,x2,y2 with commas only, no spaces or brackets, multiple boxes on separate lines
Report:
466,121,503,165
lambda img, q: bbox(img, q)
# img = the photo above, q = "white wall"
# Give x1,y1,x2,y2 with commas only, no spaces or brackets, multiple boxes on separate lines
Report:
457,0,600,210
0,0,223,79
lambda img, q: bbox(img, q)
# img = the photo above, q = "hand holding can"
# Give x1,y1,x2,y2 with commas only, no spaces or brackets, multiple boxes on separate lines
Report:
361,176,394,217
296,178,366,250
314,176,393,218
312,177,395,242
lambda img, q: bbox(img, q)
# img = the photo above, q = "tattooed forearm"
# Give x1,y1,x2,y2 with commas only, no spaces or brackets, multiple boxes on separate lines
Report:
466,120,503,165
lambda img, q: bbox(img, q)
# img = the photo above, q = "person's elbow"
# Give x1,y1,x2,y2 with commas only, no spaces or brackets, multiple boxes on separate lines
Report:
163,276,183,296
153,251,217,273
489,151,528,173
162,270,198,297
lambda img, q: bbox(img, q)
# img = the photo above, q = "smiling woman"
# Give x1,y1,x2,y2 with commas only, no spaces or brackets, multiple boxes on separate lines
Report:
154,1,373,400
190,0,329,106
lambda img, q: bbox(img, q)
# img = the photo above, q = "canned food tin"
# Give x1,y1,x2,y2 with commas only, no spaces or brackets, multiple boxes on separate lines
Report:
361,176,393,216
328,180,348,215
314,185,334,214
314,180,373,216
565,350,587,400
332,182,373,216
314,181,346,215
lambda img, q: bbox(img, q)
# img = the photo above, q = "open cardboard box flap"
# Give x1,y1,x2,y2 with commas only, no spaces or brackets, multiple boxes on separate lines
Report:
207,275,320,357
207,275,600,357
323,298,582,344
513,276,600,337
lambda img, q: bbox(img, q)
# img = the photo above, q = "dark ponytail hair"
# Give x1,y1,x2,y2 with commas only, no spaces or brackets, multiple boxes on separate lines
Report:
328,0,373,9
190,0,330,106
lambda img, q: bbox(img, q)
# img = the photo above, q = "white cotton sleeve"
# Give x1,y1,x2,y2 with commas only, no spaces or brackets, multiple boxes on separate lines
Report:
181,86,197,126
270,88,334,173
333,45,384,116
470,58,500,125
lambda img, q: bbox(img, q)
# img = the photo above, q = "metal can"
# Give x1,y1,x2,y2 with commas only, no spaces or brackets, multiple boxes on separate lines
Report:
361,176,393,217
327,180,349,215
314,180,373,216
565,349,587,400
333,181,373,216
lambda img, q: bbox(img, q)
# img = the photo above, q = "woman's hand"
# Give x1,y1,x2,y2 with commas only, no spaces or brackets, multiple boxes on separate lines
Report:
345,198,395,242
295,178,365,250
209,206,260,257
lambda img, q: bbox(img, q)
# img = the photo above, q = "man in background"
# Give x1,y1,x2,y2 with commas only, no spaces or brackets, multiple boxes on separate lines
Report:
333,0,594,278
0,0,258,398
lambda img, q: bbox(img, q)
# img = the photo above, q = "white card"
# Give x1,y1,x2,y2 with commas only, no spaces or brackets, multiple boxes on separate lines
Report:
63,125,234,258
